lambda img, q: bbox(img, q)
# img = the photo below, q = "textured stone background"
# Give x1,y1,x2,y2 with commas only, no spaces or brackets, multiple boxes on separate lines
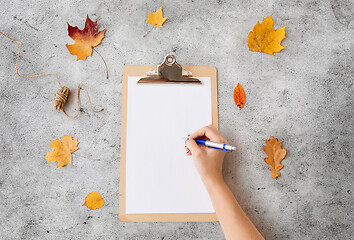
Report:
0,0,353,239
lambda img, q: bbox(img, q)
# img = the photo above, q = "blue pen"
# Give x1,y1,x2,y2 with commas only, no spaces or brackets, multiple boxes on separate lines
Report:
184,138,236,152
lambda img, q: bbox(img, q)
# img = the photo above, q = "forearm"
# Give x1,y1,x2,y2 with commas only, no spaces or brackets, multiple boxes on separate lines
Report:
203,176,264,240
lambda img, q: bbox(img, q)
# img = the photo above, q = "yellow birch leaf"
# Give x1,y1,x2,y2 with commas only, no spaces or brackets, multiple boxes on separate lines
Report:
83,192,104,210
146,6,167,28
248,15,286,55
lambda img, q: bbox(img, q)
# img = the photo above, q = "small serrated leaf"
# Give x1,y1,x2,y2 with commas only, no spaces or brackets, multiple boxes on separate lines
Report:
66,15,106,61
43,135,79,168
248,15,286,55
146,6,167,28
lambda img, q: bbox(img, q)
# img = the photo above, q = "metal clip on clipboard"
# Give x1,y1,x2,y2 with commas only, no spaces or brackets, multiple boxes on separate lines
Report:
138,54,202,84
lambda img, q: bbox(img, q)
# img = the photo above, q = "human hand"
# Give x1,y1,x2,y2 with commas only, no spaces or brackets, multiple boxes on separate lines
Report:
186,126,264,240
185,125,228,183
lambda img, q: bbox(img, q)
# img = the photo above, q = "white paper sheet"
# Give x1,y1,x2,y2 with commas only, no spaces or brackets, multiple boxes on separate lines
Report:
125,77,214,214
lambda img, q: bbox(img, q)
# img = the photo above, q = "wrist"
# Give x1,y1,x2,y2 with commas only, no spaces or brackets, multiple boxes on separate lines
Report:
201,173,225,190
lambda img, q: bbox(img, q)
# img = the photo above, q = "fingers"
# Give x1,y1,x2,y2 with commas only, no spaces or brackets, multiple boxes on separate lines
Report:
185,125,228,156
186,138,202,156
185,146,191,156
189,125,227,143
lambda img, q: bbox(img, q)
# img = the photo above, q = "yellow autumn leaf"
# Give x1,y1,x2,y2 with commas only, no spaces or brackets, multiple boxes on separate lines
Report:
43,135,79,168
248,15,286,55
146,6,167,28
83,192,104,210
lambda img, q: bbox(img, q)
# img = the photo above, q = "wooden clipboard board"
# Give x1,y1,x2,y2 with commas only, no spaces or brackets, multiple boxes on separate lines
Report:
119,56,218,222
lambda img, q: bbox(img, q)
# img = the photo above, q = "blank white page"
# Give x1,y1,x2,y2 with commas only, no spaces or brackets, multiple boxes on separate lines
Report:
125,77,214,214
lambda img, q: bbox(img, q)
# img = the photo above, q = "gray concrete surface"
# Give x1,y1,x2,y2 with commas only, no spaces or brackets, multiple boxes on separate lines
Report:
0,0,353,239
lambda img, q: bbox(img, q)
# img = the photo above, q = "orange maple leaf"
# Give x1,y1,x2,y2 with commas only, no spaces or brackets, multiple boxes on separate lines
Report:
263,137,287,179
248,15,286,55
233,83,246,109
83,192,104,210
66,15,106,61
146,6,167,28
43,135,79,168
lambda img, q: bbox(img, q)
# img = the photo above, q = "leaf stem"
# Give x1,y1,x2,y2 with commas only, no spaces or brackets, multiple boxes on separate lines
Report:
143,26,154,38
93,48,109,79
102,193,119,199
73,153,101,161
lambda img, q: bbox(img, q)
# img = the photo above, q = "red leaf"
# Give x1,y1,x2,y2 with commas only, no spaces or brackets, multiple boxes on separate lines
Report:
233,83,246,109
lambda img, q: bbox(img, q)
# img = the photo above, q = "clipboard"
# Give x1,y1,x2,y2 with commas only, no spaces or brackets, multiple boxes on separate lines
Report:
119,54,218,222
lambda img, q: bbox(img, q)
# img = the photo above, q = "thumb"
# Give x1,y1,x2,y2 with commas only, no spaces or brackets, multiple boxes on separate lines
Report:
186,138,201,155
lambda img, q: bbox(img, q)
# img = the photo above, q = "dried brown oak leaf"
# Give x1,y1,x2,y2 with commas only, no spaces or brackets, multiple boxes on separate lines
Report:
263,136,287,179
